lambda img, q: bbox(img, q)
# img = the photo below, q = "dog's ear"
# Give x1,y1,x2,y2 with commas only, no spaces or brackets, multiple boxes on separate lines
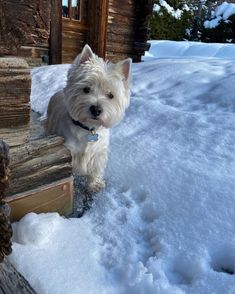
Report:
116,58,132,87
73,44,94,65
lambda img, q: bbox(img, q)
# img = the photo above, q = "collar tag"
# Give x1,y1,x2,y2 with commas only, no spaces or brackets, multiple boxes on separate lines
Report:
87,129,99,142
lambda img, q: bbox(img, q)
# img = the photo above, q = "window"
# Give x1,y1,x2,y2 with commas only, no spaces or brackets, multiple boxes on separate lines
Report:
62,0,86,21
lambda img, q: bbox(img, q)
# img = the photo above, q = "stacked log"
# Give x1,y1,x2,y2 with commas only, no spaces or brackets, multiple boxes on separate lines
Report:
7,135,72,196
106,0,135,62
133,0,154,62
0,58,31,128
1,111,73,221
0,140,36,293
0,56,73,220
2,111,72,199
105,0,153,62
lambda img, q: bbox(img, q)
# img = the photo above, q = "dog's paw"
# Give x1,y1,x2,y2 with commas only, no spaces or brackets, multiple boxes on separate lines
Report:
86,178,106,193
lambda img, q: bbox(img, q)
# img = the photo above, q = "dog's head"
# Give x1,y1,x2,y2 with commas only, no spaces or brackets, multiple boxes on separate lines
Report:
64,45,132,129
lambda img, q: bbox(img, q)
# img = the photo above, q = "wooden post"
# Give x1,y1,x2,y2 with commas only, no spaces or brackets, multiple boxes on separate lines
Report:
97,0,109,58
50,0,62,64
68,0,72,18
87,0,109,58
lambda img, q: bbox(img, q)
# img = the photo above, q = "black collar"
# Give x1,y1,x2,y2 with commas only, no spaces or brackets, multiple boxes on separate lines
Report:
72,118,94,132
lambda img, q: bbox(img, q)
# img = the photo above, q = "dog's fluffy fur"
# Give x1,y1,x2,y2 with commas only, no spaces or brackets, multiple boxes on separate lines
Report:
45,45,131,192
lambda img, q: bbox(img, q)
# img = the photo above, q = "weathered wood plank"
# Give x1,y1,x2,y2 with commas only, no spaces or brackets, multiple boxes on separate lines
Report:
61,15,88,63
106,0,135,61
0,0,50,62
106,42,133,55
0,127,29,148
106,0,153,62
108,13,135,25
1,111,73,197
7,177,74,222
0,259,36,293
62,18,88,32
106,52,130,61
0,58,31,128
7,136,72,196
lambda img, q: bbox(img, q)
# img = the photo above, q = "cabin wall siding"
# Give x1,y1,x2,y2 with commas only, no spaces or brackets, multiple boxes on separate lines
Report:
106,0,135,62
0,0,152,64
0,0,50,65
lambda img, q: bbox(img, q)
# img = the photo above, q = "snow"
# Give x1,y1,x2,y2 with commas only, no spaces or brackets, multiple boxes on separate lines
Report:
145,40,235,59
204,1,235,29
159,0,183,19
153,1,190,20
153,4,161,13
8,41,235,293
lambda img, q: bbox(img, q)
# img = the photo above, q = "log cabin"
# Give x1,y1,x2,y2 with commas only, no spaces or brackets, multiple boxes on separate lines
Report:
0,0,153,65
0,0,153,222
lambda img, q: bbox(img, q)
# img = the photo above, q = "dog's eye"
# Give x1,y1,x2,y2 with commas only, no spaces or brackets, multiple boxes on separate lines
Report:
83,87,90,94
107,92,114,99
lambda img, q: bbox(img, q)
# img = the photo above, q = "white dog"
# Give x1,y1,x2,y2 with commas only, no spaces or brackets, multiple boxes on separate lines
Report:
46,45,131,192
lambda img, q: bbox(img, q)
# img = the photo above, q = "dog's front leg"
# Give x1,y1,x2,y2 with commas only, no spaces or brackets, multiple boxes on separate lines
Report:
86,149,108,193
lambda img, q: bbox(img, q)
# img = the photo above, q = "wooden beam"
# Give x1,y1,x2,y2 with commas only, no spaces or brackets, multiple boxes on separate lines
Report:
50,0,62,64
68,0,72,18
87,0,109,58
80,0,87,22
98,0,109,58
6,177,74,222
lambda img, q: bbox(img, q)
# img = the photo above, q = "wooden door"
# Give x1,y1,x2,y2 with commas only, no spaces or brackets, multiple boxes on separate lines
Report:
61,0,89,63
50,0,109,64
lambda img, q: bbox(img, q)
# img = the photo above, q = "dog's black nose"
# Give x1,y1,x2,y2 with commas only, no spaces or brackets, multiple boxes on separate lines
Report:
90,105,103,117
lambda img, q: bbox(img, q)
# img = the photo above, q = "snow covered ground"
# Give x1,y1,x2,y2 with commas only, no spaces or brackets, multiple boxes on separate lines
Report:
8,42,235,294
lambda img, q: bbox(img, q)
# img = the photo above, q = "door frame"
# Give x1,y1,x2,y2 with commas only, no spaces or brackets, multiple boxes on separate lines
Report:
50,0,62,64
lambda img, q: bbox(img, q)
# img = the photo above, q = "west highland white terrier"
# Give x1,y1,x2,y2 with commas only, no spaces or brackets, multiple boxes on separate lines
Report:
46,45,131,193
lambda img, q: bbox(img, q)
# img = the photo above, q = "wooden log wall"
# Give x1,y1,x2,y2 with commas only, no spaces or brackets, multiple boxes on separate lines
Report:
1,111,73,220
105,0,153,62
105,0,136,62
7,136,72,196
0,0,50,66
0,58,31,128
1,112,72,197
